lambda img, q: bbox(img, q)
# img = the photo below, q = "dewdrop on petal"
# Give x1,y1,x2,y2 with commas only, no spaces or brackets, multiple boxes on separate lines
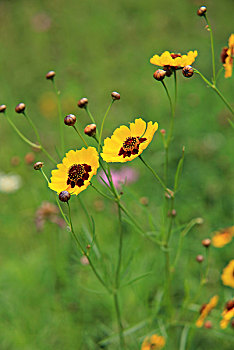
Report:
46,70,56,80
111,91,120,100
84,124,96,137
59,190,71,203
0,104,7,113
64,114,76,126
15,103,26,114
197,6,207,16
77,97,88,108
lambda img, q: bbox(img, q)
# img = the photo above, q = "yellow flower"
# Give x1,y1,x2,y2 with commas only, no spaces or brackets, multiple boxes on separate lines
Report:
150,50,198,68
223,34,234,78
49,147,99,195
196,295,219,328
212,226,234,248
101,118,158,163
220,300,234,329
221,260,234,288
141,334,165,350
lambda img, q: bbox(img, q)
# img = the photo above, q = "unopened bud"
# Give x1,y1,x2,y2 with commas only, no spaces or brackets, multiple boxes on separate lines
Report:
77,98,88,108
64,114,76,126
204,320,212,329
171,209,177,217
46,71,56,80
0,104,7,113
111,91,120,100
202,238,211,248
25,152,35,165
197,6,207,16
33,161,43,170
182,65,194,78
86,244,91,249
163,66,173,77
196,254,204,263
160,129,166,135
153,69,166,81
84,124,96,137
165,188,174,199
15,103,26,114
220,47,228,64
140,196,149,206
195,217,204,225
59,190,71,202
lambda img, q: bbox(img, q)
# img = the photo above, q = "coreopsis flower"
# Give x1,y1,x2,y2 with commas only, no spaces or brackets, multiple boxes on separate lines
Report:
101,118,158,163
221,260,234,288
223,34,234,78
141,334,165,350
196,295,219,328
150,50,198,69
49,147,99,195
220,300,234,329
212,226,234,247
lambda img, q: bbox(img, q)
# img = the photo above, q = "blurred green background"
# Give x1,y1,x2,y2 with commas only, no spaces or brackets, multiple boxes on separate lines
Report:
0,0,233,349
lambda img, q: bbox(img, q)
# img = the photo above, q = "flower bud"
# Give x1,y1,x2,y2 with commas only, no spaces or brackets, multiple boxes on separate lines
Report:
204,320,212,329
202,238,211,248
139,196,149,206
197,6,207,16
220,47,228,64
15,103,26,114
84,123,96,137
77,98,88,108
0,104,7,113
64,114,76,126
46,71,56,80
111,91,120,100
160,129,166,135
25,152,35,165
59,190,71,202
86,244,91,249
153,69,166,81
182,65,194,78
33,161,44,170
196,254,204,263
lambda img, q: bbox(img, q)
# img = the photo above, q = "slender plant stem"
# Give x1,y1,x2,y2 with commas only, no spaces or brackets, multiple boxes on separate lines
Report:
167,70,177,147
139,155,168,192
90,182,114,201
98,100,114,153
85,105,96,125
40,146,57,165
23,111,41,144
73,125,89,147
113,292,125,350
52,80,64,155
40,168,49,184
204,14,216,84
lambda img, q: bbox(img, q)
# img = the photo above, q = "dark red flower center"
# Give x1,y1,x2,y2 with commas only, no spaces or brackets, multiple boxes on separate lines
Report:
171,53,182,59
67,163,91,188
118,136,146,158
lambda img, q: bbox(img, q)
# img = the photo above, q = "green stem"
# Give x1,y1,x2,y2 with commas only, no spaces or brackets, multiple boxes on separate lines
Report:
90,182,114,201
73,125,89,147
204,14,216,84
139,155,169,192
40,146,57,165
113,292,125,350
52,80,64,155
40,168,49,184
85,105,96,125
98,100,114,153
23,111,41,144
167,70,177,147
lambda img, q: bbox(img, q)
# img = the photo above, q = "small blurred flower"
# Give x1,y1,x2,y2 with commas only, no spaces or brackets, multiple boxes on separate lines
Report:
141,334,165,350
24,152,35,165
221,260,234,288
0,172,22,193
220,300,234,329
196,295,219,328
212,226,234,248
223,34,234,78
101,118,158,163
150,51,197,70
49,148,99,195
35,201,66,231
99,166,138,189
31,12,51,32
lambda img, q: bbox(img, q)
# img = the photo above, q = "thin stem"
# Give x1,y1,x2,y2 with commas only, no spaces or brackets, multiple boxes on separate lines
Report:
73,125,89,147
90,182,114,201
85,105,96,125
167,70,177,147
204,14,216,84
113,292,125,349
40,168,49,184
23,111,41,144
52,80,64,155
98,100,114,153
40,146,57,165
139,155,169,192
161,80,173,113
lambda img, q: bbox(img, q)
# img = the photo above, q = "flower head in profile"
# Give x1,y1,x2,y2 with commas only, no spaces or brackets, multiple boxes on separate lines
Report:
220,300,234,329
141,334,165,350
212,226,234,248
101,118,158,163
196,295,219,328
221,260,234,288
222,34,234,78
150,50,198,69
49,147,99,195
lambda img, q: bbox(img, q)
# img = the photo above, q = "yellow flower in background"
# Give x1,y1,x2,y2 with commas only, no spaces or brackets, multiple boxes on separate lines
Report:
101,118,158,163
196,295,219,328
150,50,198,68
221,260,234,288
49,147,99,195
223,34,234,78
220,300,234,329
212,226,234,248
141,334,165,350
